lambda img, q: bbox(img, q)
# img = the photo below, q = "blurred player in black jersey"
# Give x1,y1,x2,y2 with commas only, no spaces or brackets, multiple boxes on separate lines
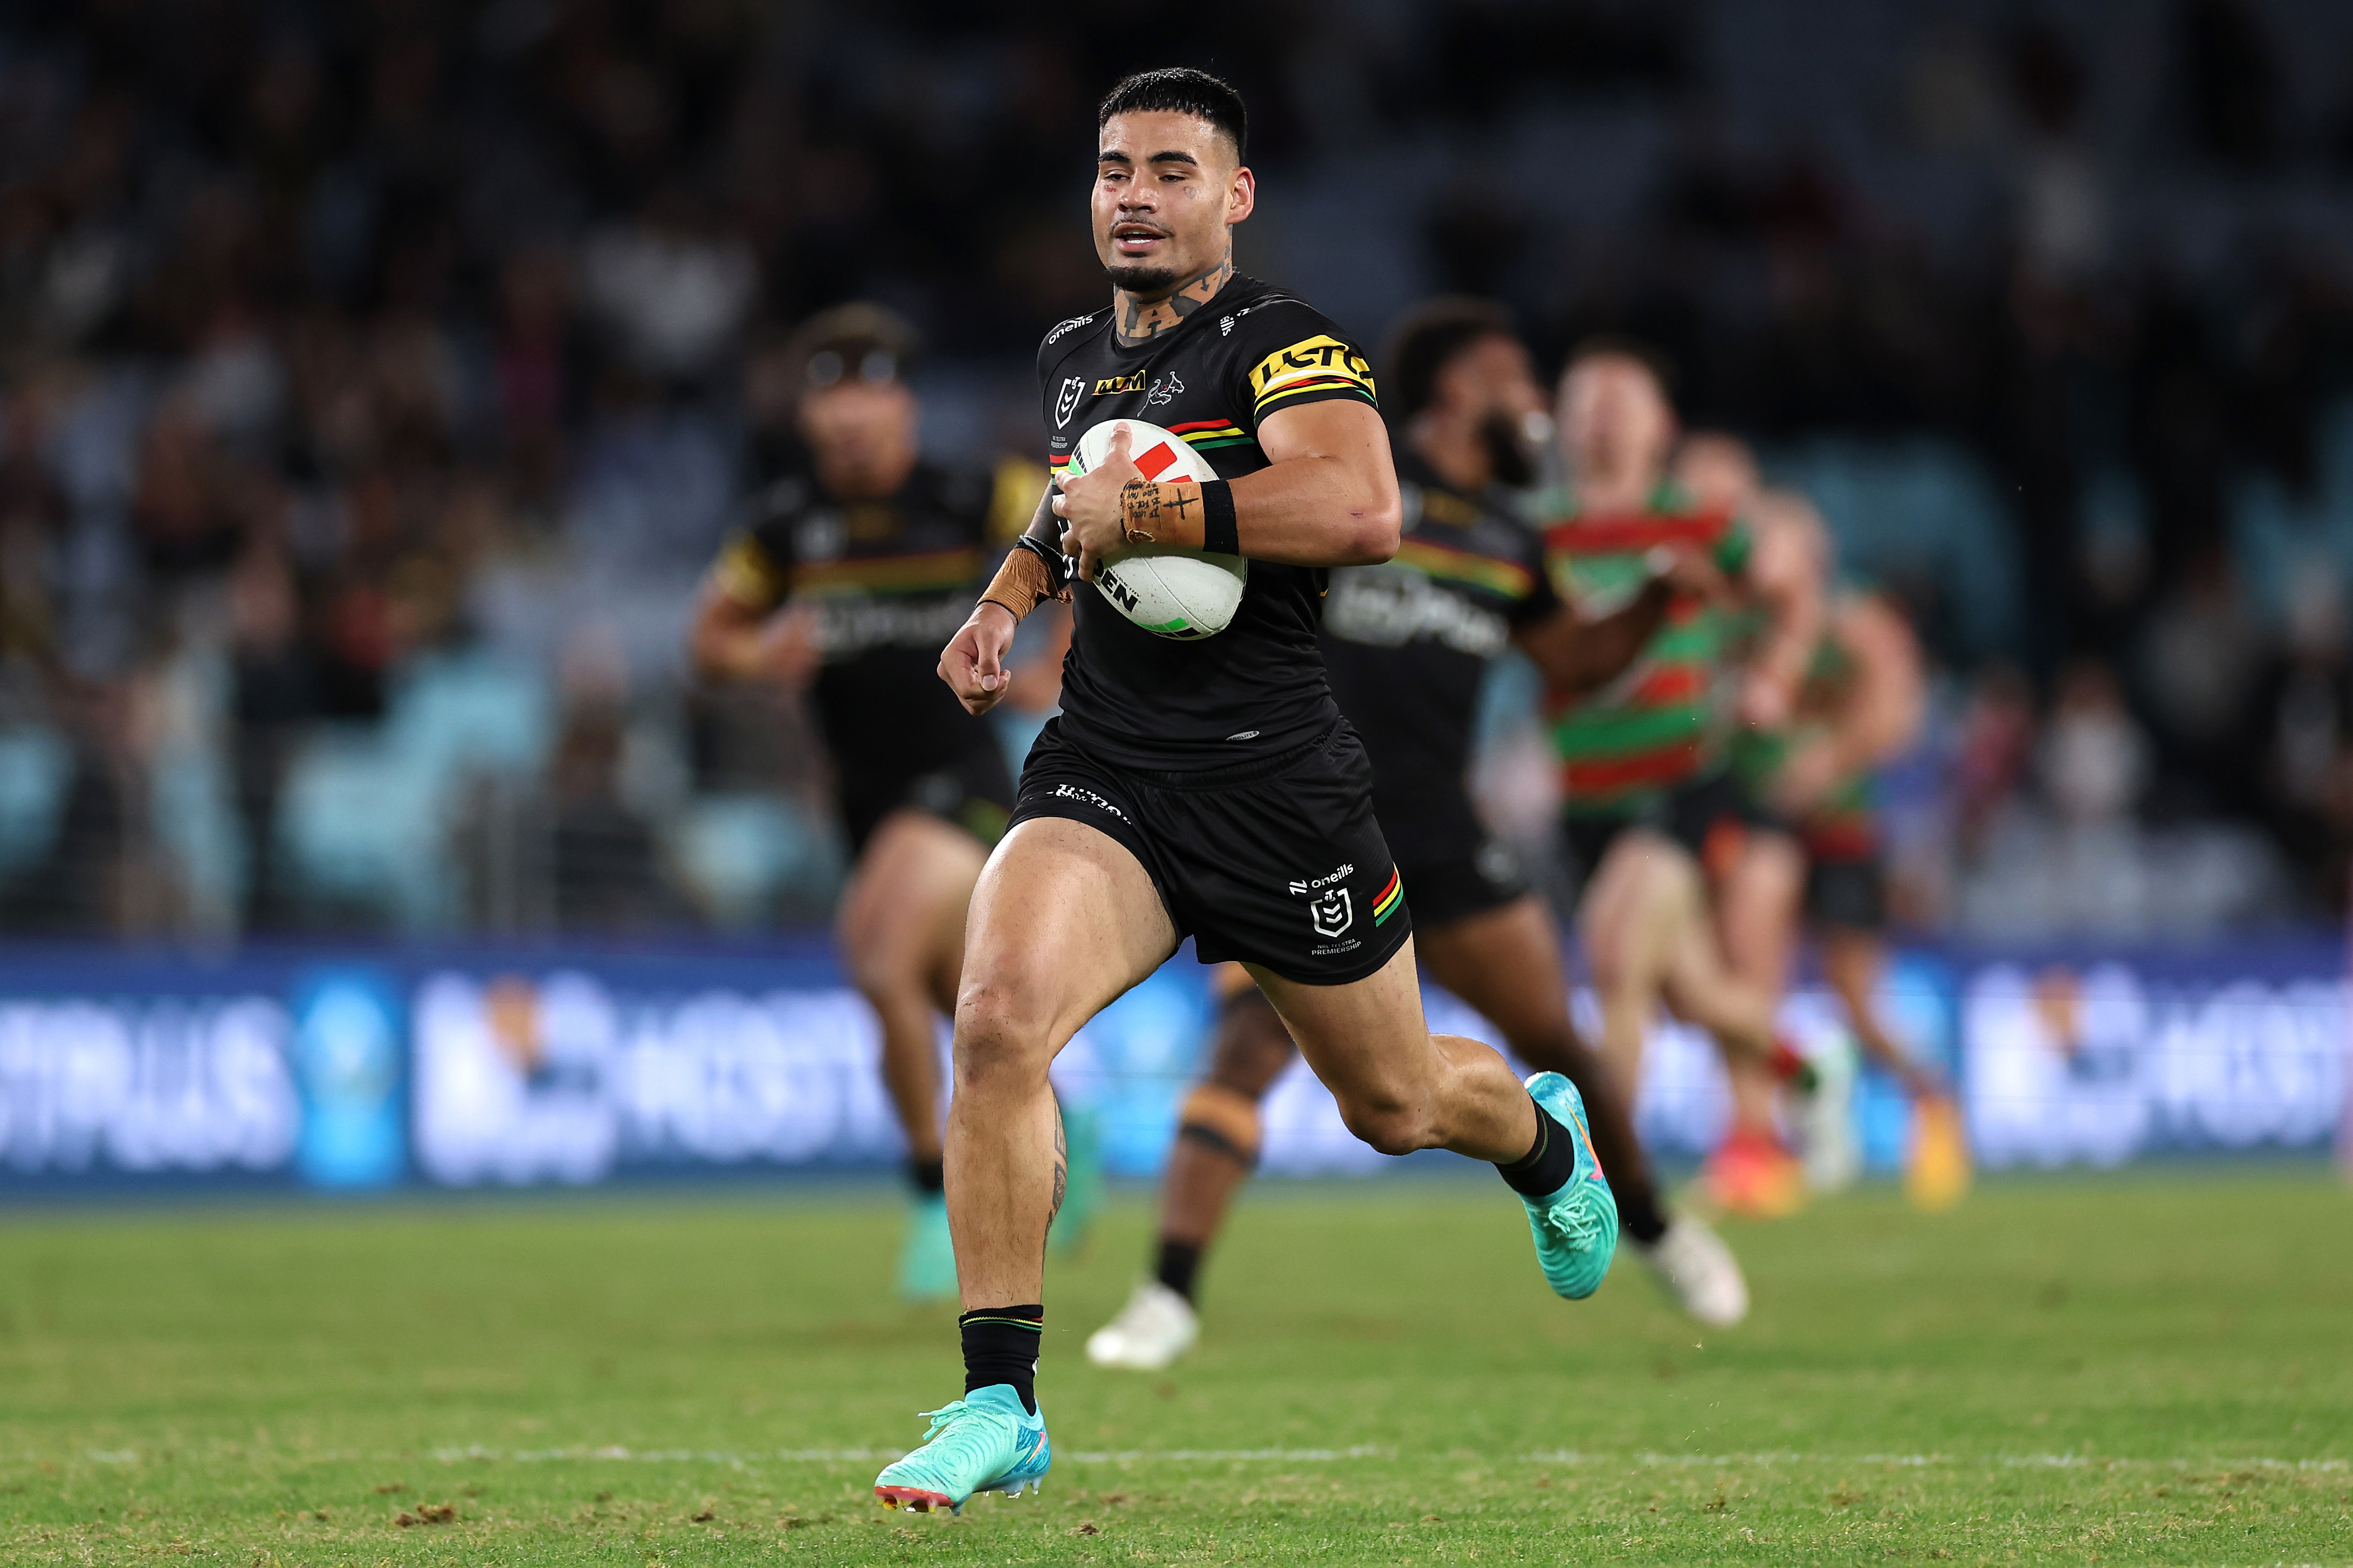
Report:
875,70,1624,1515
1084,301,1751,1371
691,305,1033,1303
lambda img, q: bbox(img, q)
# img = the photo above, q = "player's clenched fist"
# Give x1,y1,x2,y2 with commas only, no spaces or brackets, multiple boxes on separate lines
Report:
939,600,1019,716
1050,423,1137,583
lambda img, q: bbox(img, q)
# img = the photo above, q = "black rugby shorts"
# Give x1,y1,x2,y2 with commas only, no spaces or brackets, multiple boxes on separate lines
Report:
1804,851,1888,932
1377,789,1531,930
837,737,1015,858
1563,768,1760,894
1009,717,1413,985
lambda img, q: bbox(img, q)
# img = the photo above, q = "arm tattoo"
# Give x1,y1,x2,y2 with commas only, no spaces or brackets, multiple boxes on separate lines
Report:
1113,255,1235,347
1118,479,1205,545
1119,479,1159,542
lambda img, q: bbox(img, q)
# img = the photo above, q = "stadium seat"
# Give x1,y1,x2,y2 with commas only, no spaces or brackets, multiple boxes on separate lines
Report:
277,653,556,929
667,793,841,929
0,724,72,878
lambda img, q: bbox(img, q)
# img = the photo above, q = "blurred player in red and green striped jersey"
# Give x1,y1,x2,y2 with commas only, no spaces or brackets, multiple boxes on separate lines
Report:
1531,345,1824,1216
1681,438,1965,1213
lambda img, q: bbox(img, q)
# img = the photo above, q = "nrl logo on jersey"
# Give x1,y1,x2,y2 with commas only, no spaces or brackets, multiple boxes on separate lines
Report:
1308,888,1352,938
1054,376,1085,428
1146,372,1184,406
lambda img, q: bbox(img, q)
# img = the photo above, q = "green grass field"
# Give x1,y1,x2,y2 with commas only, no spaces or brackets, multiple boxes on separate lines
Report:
1,1172,2347,1566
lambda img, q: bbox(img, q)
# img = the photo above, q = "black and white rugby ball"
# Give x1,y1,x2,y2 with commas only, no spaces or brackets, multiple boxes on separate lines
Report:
1064,419,1248,640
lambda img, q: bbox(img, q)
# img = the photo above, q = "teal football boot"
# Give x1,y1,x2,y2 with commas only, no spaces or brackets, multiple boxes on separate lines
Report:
873,1385,1051,1514
1519,1071,1620,1299
897,1192,958,1304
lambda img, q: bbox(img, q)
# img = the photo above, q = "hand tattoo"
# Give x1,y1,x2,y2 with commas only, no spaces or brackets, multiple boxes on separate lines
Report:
1114,255,1235,347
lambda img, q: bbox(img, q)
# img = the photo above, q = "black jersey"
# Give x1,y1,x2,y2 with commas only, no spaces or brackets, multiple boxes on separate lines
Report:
710,460,1013,788
1320,448,1560,823
1036,275,1379,770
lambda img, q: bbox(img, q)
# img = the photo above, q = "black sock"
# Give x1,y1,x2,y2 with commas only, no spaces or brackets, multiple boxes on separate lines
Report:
1495,1098,1583,1199
908,1157,946,1197
959,1305,1043,1414
1617,1183,1668,1245
1155,1239,1202,1302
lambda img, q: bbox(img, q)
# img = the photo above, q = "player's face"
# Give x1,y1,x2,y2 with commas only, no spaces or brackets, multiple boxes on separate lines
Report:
1558,356,1675,479
1437,333,1544,487
1093,110,1252,295
797,378,917,474
1673,434,1761,513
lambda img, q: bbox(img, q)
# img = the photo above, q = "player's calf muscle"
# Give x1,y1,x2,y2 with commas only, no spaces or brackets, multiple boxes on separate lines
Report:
1205,999,1295,1096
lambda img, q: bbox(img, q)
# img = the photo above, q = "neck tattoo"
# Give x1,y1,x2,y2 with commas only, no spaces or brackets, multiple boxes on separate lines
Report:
1114,257,1234,348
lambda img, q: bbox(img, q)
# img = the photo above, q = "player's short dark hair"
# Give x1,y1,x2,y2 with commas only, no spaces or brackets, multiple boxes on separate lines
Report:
1384,298,1516,423
1562,333,1677,396
785,302,919,391
1097,67,1248,161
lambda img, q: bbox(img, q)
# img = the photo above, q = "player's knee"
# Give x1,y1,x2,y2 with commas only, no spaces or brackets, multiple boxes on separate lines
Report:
844,941,923,1005
951,982,1055,1096
1584,919,1646,992
1333,1088,1437,1157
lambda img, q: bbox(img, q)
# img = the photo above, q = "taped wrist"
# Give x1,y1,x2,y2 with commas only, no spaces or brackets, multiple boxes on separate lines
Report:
1114,479,1240,554
1199,479,1239,556
978,538,1067,622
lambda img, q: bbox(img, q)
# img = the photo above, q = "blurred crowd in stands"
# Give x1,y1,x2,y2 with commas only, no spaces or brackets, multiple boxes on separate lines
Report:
9,0,2353,941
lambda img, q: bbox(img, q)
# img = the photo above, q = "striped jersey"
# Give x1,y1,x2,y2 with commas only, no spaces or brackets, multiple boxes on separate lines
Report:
1730,584,1882,858
1537,483,1752,814
1322,447,1559,828
710,459,1034,786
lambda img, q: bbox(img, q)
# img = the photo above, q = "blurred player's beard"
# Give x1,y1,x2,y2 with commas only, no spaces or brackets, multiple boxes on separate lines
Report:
1102,261,1186,295
1478,411,1535,488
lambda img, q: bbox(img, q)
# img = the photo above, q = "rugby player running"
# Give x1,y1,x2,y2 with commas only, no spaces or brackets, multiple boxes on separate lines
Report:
1084,300,1749,1373
873,70,1617,1514
691,306,1029,1300
1538,348,1821,1213
1676,436,1956,1203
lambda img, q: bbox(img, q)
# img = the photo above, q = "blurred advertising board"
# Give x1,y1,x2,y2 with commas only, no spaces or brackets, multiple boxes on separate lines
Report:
0,938,2344,1191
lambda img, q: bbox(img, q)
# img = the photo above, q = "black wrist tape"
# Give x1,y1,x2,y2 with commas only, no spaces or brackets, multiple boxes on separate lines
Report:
1201,480,1239,557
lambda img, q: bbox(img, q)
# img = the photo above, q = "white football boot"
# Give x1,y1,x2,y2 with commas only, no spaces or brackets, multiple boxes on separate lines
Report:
1796,1030,1862,1193
1633,1215,1750,1327
1084,1280,1199,1371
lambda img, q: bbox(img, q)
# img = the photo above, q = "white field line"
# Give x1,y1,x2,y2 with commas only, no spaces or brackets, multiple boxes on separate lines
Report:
46,1446,2348,1473
1522,1452,2350,1473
